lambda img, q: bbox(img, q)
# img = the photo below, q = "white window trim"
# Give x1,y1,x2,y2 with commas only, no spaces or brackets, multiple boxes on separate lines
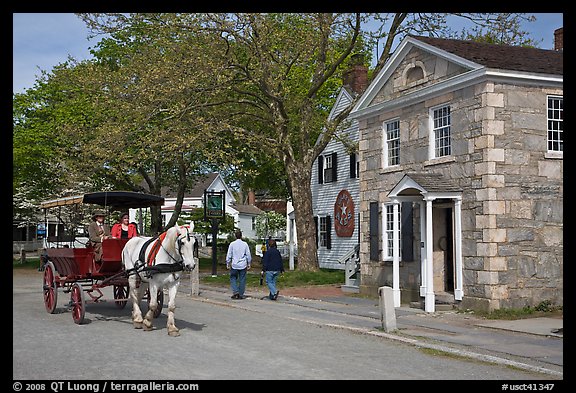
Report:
546,95,563,155
428,103,452,160
383,118,400,168
382,203,401,261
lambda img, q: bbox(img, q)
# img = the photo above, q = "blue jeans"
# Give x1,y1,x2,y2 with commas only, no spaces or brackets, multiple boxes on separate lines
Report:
230,268,247,296
265,271,280,298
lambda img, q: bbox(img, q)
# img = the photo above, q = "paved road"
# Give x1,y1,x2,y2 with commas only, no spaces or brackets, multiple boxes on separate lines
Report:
13,270,559,381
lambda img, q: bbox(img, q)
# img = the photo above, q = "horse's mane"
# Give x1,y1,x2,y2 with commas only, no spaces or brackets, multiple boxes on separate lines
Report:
162,226,181,255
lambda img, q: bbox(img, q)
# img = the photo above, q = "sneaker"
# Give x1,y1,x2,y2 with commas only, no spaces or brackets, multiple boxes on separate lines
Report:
231,294,240,299
269,294,275,300
273,291,279,300
238,295,246,299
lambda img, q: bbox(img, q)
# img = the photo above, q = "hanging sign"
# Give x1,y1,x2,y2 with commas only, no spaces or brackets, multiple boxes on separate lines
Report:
204,190,225,220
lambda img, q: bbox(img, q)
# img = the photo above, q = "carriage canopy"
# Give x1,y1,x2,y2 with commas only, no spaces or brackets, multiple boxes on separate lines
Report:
40,191,165,210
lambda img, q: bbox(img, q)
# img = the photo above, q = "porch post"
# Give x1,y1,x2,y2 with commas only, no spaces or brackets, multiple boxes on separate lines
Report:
289,217,295,271
454,198,463,300
419,201,426,297
392,201,401,307
424,197,435,312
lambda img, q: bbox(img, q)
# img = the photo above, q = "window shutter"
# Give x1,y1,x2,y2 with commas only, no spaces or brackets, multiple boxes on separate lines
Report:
326,215,332,249
401,202,413,261
331,152,338,182
318,156,324,184
349,153,356,178
314,216,319,247
369,202,379,261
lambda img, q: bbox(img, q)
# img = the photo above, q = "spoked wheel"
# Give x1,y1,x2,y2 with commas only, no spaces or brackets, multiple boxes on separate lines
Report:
113,285,129,309
70,282,85,325
146,288,164,318
42,261,58,314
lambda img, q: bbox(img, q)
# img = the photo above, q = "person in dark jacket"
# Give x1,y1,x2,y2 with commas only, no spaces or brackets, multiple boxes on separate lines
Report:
261,239,284,300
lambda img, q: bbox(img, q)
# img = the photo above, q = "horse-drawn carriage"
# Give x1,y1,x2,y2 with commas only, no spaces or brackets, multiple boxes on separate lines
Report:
40,191,197,336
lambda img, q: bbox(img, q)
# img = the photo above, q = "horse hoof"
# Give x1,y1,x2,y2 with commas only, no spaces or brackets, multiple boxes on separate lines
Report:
143,325,154,331
133,322,143,329
168,330,180,337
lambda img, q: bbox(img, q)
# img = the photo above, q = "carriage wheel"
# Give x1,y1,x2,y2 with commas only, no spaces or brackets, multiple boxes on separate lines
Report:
71,282,85,325
42,261,58,314
113,285,129,309
146,288,164,318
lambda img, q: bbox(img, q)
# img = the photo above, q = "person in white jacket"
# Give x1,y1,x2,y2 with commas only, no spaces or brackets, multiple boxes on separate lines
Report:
226,230,252,299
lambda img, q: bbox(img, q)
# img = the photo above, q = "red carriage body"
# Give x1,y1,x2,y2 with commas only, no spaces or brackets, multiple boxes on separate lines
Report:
40,192,165,324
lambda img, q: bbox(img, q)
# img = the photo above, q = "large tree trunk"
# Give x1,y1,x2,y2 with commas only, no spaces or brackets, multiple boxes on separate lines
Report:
288,161,319,272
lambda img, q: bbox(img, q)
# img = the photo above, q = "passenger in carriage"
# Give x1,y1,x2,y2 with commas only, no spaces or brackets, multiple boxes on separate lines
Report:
88,210,112,262
111,212,138,239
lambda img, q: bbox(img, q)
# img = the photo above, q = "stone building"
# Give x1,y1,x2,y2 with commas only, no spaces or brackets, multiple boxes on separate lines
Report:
349,33,563,312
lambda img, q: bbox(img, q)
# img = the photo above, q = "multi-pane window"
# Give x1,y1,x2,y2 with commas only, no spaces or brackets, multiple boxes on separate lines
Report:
547,96,563,152
324,155,333,183
384,204,401,259
384,119,400,166
319,216,329,247
432,105,451,157
251,217,256,231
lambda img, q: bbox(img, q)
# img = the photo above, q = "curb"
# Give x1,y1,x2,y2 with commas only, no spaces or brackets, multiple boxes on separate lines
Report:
184,288,563,378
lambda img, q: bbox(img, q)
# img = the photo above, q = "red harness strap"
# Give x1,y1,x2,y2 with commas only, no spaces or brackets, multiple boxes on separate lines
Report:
147,231,168,266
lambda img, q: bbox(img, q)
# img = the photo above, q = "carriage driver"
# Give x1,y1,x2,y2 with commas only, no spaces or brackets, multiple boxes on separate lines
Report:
87,210,112,262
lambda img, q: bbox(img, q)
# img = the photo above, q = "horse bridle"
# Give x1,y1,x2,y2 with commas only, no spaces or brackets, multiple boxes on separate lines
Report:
130,227,195,278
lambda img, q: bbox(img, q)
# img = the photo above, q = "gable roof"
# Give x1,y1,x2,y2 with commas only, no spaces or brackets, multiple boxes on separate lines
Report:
162,172,235,203
411,35,563,75
351,35,563,119
231,203,264,215
388,172,462,198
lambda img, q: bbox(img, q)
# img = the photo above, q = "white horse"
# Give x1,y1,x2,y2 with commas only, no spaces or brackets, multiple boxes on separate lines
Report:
122,224,197,336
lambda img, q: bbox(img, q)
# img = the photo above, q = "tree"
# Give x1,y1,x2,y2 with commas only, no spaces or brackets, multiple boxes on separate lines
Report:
255,211,286,240
15,12,538,270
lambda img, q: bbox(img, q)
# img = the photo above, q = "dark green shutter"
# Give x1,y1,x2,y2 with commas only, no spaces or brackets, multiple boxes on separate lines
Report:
314,216,319,247
369,202,379,261
326,215,332,249
401,202,413,261
331,152,337,182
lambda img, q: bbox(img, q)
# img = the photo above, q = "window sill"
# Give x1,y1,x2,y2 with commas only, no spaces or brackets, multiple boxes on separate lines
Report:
545,151,563,159
424,156,456,167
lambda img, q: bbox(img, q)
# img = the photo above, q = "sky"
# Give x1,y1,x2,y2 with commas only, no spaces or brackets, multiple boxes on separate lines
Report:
13,13,564,95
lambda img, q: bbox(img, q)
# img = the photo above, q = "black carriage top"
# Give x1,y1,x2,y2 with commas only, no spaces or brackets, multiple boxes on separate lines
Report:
40,191,165,210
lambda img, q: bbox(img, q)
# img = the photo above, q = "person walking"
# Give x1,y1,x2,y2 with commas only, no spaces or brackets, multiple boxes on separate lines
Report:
226,230,252,299
261,239,284,300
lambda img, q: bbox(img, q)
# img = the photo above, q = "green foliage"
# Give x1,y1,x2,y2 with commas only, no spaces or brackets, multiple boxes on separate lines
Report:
177,208,236,236
471,301,563,320
255,211,286,239
200,266,343,289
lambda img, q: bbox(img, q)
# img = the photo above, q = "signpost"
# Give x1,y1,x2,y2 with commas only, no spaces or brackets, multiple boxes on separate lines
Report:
204,190,225,276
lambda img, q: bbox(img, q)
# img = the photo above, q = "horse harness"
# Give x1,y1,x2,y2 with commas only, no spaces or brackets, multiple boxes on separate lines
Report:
125,227,192,279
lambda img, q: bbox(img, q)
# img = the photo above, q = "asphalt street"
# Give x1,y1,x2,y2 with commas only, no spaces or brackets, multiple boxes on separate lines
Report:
13,269,562,382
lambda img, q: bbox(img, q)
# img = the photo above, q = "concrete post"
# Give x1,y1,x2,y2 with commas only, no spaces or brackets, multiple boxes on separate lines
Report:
190,258,200,296
378,286,397,332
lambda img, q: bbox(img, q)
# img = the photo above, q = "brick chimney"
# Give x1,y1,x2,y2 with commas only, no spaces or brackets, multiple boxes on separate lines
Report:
247,190,256,205
342,53,368,94
554,27,563,51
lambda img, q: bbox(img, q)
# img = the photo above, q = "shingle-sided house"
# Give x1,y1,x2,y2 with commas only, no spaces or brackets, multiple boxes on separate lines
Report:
311,64,367,273
349,33,563,312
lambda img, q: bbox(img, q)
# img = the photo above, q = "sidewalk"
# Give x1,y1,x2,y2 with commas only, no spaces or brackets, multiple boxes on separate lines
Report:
179,280,563,379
